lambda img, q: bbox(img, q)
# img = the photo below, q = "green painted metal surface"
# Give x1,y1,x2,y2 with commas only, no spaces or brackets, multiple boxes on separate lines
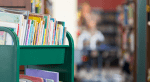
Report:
137,0,147,82
20,45,68,65
26,31,74,82
0,27,20,82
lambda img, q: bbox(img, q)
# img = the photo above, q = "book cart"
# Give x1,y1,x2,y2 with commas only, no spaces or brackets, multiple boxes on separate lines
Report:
0,27,74,82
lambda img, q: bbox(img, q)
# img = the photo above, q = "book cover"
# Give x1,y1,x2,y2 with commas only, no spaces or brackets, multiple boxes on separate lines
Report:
55,24,59,45
30,20,36,45
46,15,51,45
50,18,55,45
40,21,45,45
57,21,65,45
36,23,40,45
59,22,65,45
58,24,63,45
27,20,33,45
63,27,67,45
26,20,32,45
48,20,52,45
53,21,57,45
0,31,5,45
25,68,59,82
43,16,47,45
0,12,24,41
19,15,25,45
20,74,44,82
33,21,38,45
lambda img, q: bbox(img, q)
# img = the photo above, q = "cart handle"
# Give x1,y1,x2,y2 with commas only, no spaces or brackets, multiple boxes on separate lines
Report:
0,27,19,46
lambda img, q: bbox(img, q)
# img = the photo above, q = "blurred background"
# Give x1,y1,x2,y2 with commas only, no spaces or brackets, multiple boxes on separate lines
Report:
0,0,136,81
49,0,135,82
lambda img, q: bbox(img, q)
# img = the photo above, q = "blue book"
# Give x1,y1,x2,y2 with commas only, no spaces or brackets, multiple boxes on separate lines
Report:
28,21,33,45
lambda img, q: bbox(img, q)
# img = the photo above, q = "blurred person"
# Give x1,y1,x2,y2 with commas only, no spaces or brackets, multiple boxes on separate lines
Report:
77,14,104,51
77,2,104,50
77,12,105,73
78,2,91,31
77,2,101,33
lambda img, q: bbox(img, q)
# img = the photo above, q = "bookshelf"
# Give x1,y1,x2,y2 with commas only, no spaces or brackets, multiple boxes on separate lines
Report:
0,0,31,11
0,27,74,82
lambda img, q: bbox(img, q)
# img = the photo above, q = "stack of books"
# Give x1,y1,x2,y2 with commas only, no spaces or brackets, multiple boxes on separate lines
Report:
0,8,66,45
19,68,62,82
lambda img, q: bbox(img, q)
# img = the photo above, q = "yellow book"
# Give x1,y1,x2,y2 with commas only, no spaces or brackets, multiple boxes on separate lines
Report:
31,0,33,3
33,21,38,45
56,24,60,45
35,0,39,7
29,16,41,23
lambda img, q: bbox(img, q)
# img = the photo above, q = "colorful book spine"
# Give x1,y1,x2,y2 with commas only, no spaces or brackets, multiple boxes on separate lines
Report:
62,22,65,45
26,20,31,45
53,21,57,45
28,20,34,45
43,16,48,45
33,21,38,45
51,18,55,45
30,20,35,45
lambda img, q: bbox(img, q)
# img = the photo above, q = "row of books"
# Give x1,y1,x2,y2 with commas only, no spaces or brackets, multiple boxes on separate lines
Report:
0,8,66,45
19,68,62,82
117,3,134,26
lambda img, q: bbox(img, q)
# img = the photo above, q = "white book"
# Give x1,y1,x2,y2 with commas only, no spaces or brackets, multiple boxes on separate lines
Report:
0,21,18,45
59,25,63,45
50,21,54,45
21,19,27,45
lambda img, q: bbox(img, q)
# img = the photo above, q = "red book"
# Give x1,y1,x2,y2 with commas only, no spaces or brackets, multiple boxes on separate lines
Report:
19,74,44,82
17,24,19,36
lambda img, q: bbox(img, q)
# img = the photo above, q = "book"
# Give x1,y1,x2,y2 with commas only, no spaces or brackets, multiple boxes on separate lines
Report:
20,74,44,82
57,21,65,45
50,18,55,45
25,68,59,82
26,20,32,45
0,31,6,45
0,12,25,45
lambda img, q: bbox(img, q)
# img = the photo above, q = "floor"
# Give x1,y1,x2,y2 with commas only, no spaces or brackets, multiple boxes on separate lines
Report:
76,67,133,82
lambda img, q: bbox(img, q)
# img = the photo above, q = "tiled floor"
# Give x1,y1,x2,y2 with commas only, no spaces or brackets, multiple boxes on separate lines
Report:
76,67,132,82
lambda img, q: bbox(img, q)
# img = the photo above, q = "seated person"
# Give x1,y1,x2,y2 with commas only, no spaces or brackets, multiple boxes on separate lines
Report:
77,14,105,70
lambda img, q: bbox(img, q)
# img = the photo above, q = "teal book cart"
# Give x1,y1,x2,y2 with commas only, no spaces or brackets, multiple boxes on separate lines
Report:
0,27,74,82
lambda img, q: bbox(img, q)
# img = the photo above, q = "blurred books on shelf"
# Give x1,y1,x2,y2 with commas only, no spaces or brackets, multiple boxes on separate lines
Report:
0,8,66,45
31,0,53,16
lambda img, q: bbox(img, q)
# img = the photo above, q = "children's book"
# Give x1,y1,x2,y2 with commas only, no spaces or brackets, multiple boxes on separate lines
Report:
20,74,44,82
25,68,59,82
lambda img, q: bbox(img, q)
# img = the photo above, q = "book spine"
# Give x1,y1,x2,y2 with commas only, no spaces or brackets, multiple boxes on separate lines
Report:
33,22,38,45
62,23,65,45
26,20,31,45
